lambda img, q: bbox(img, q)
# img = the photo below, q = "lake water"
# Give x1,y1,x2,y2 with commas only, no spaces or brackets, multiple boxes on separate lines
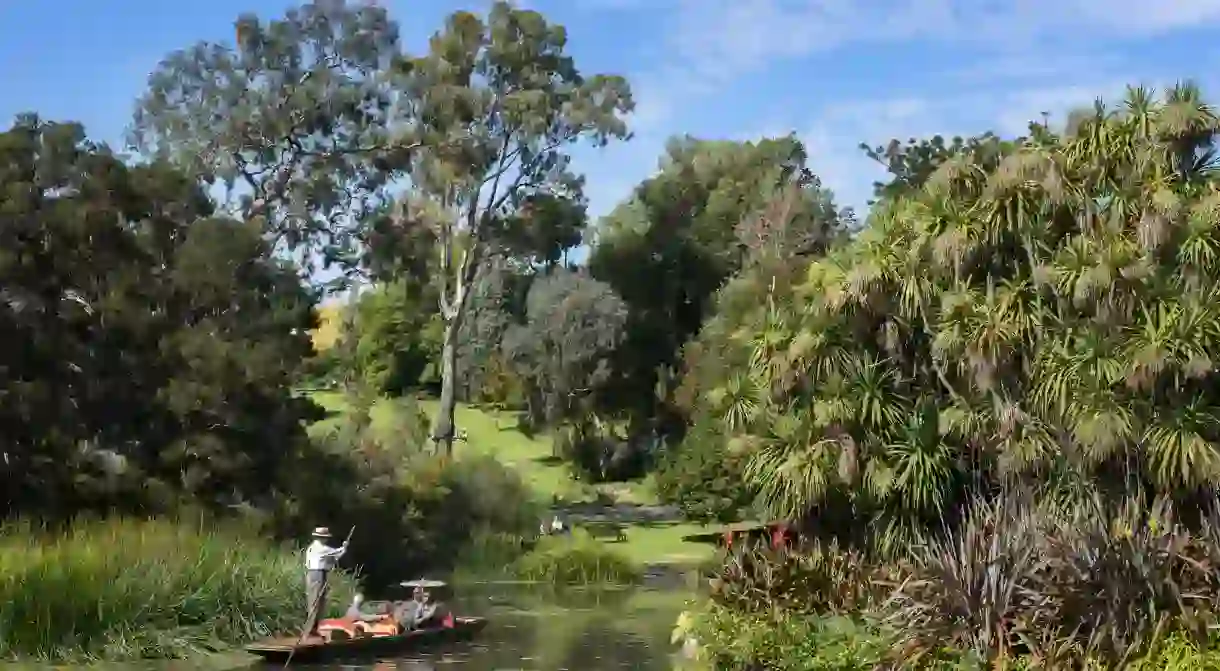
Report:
234,581,694,671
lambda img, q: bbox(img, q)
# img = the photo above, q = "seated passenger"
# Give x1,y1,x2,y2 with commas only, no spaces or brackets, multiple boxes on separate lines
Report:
345,593,383,622
395,586,445,630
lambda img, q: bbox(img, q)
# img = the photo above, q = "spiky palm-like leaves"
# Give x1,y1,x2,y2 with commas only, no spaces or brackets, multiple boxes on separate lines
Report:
684,83,1220,545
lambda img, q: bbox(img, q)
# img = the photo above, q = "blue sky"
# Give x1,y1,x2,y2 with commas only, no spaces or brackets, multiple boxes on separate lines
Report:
3,0,1220,219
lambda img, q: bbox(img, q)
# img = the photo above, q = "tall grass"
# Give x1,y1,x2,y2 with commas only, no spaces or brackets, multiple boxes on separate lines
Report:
512,530,642,585
0,517,356,663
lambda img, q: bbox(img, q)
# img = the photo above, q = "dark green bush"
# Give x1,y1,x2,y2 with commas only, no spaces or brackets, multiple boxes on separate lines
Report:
709,540,895,617
555,415,649,483
270,399,538,588
654,428,752,524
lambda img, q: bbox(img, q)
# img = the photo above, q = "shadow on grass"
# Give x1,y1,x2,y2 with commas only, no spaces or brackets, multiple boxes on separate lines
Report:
622,520,684,530
533,455,565,467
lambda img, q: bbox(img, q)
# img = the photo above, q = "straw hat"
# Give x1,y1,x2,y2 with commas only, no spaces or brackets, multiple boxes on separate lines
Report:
312,526,332,538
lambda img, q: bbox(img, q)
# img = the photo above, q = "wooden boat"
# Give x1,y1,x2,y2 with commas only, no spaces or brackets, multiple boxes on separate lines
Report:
244,615,487,664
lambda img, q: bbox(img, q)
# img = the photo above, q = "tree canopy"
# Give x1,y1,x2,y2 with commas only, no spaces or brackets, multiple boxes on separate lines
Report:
131,0,634,454
589,134,853,430
503,269,628,425
130,0,403,276
0,115,318,518
674,84,1220,550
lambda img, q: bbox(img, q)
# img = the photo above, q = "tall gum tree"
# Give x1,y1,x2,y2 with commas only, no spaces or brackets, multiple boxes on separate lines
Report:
387,2,632,453
129,0,405,280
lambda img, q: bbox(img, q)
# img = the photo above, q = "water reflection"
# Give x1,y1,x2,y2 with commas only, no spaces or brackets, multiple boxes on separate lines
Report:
238,583,689,671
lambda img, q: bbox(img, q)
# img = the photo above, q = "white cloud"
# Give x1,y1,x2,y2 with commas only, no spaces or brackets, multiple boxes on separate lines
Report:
664,0,1220,86
585,0,1219,212
558,0,1220,219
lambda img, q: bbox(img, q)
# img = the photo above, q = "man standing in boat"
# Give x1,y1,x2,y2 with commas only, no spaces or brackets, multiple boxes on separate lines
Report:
304,527,348,638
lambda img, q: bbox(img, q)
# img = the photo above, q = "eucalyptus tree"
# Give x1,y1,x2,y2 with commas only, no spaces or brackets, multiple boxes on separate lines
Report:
386,2,631,452
132,1,632,454
130,0,405,279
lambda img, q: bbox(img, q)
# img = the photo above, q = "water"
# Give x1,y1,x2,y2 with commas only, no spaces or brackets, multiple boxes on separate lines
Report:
242,581,693,671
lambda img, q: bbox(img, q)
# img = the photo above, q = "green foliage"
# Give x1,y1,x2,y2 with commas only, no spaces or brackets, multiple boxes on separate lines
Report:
1131,634,1220,670
708,541,895,618
389,0,633,452
0,518,356,662
686,604,1220,670
500,192,588,269
340,281,442,395
860,132,1012,203
656,234,814,524
503,269,628,426
679,84,1220,543
272,399,539,588
679,606,909,671
512,529,642,585
297,347,345,389
455,258,528,406
132,0,632,455
0,116,319,519
655,425,752,523
554,413,649,482
131,0,401,275
590,135,851,425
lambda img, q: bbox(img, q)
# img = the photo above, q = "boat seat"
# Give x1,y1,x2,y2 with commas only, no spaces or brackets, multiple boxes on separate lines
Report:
355,619,401,637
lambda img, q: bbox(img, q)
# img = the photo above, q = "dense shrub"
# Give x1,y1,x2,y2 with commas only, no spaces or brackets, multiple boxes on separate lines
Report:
699,492,1220,668
512,529,642,585
677,605,911,671
0,119,320,521
0,518,356,662
655,428,752,523
270,397,539,588
684,604,1220,670
555,414,651,483
708,540,895,617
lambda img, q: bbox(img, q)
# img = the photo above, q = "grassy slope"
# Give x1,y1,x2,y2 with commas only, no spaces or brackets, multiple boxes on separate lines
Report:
308,392,715,566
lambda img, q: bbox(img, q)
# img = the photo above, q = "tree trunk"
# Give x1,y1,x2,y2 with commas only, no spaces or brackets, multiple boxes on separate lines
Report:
431,317,460,455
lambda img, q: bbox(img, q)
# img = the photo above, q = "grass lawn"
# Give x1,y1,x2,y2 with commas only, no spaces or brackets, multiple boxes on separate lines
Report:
310,391,595,502
609,521,716,566
307,390,718,566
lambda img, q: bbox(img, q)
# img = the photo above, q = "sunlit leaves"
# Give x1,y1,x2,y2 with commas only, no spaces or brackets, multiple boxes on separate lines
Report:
1143,400,1220,489
682,83,1220,540
132,0,401,276
710,372,767,433
745,438,837,521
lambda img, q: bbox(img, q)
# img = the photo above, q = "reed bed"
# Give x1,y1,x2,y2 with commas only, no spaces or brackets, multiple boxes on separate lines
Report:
0,517,355,662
